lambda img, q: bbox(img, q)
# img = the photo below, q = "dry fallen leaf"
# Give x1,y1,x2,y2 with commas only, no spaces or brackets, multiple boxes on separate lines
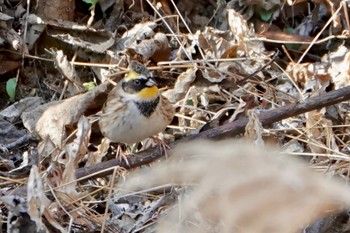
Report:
323,45,350,89
27,165,50,232
116,21,157,51
0,96,43,123
163,67,197,104
129,32,170,61
58,116,91,197
34,82,109,148
245,109,264,145
54,50,85,97
305,110,333,155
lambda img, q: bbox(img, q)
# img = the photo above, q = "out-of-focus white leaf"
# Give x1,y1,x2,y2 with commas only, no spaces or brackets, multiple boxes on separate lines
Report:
120,140,350,233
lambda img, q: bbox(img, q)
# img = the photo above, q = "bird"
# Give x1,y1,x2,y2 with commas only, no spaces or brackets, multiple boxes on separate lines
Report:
98,61,174,164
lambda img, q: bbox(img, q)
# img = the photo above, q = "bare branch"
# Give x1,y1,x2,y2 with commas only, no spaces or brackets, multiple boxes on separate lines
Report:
76,85,350,180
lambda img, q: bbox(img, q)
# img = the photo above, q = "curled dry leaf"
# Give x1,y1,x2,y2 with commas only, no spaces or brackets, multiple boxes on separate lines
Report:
227,9,249,45
47,23,115,53
58,116,91,197
201,67,226,83
120,140,350,233
0,26,28,53
26,14,46,49
192,26,245,82
245,109,264,145
54,50,84,96
162,67,197,104
227,8,266,56
201,61,246,83
286,62,331,86
116,21,157,51
197,27,237,59
35,82,109,148
305,109,337,155
0,96,43,123
322,45,350,89
27,165,50,232
193,23,266,83
129,32,170,61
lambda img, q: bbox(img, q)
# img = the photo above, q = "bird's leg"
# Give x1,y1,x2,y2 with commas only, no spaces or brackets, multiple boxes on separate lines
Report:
116,144,131,166
150,133,171,159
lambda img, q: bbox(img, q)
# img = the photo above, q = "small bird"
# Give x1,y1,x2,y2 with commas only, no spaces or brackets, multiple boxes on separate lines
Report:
98,61,174,163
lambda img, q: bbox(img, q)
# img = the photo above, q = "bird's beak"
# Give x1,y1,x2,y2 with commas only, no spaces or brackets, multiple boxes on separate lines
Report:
146,77,157,87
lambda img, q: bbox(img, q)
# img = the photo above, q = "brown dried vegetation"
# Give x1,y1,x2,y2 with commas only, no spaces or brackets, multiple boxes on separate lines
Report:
1,0,350,232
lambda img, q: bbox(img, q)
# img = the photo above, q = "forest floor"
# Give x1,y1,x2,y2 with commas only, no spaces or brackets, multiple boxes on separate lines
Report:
1,0,350,232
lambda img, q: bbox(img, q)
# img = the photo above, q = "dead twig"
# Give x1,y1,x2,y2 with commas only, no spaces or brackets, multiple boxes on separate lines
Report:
76,85,350,180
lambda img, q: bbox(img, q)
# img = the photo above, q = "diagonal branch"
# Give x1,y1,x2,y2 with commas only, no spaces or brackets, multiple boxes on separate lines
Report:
76,86,350,180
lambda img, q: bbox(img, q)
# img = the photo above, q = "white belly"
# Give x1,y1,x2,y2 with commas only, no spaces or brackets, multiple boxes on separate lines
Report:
105,101,169,144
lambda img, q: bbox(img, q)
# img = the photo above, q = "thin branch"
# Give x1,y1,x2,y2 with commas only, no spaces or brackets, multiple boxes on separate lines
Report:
76,85,350,180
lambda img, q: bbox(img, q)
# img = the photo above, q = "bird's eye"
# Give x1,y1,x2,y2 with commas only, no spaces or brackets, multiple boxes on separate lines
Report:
133,79,141,85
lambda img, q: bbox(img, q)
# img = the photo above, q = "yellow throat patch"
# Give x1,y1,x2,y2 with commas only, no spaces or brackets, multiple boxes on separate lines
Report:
138,86,159,100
